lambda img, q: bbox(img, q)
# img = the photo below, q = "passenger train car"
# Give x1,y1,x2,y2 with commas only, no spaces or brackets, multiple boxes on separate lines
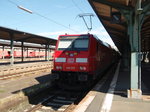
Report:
52,34,119,89
0,50,45,58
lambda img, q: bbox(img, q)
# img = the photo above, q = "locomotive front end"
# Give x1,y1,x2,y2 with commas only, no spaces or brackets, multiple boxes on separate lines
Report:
52,34,91,84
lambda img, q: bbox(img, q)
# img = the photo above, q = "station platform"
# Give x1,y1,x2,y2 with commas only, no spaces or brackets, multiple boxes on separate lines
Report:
0,70,52,111
74,62,150,112
0,71,51,99
0,61,53,111
0,59,51,65
0,61,150,112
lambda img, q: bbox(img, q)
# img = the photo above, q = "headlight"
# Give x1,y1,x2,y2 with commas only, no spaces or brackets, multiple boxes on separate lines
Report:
83,67,86,70
80,66,86,70
56,66,62,70
80,67,83,70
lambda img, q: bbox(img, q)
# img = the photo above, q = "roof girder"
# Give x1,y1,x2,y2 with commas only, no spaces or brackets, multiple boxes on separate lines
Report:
91,0,132,10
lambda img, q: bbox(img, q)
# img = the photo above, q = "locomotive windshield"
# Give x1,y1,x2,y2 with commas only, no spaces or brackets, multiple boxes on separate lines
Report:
58,35,89,51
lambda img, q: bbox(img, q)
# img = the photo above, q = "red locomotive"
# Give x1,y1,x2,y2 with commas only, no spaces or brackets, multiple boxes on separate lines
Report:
52,34,119,89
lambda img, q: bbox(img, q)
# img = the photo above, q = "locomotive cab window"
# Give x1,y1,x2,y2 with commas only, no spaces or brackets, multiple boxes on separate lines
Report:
57,39,72,50
74,38,89,50
58,35,89,51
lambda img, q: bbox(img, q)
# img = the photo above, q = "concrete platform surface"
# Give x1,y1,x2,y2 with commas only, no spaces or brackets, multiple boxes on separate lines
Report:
74,62,150,112
0,71,51,99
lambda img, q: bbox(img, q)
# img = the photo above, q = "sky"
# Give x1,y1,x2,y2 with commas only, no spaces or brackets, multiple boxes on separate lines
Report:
0,0,116,48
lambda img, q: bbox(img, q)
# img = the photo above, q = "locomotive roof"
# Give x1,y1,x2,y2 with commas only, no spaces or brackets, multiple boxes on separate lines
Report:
59,34,113,50
59,34,92,37
0,40,55,49
93,34,112,49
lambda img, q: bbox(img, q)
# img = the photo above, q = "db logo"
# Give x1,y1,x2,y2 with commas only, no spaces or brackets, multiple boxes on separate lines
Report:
67,58,74,63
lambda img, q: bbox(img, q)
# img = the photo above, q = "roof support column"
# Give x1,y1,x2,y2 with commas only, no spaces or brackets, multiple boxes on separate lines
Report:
50,48,52,60
21,41,24,62
127,3,143,99
10,34,14,65
47,45,50,61
27,47,28,58
45,45,47,61
39,48,41,59
2,46,5,60
119,0,149,99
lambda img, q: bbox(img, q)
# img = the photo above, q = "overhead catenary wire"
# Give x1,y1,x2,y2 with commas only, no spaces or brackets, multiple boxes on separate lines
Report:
7,0,18,6
7,0,113,43
71,0,110,39
7,0,79,33
78,13,94,33
34,12,79,33
72,0,94,33
72,0,98,34
71,0,117,49
72,0,84,13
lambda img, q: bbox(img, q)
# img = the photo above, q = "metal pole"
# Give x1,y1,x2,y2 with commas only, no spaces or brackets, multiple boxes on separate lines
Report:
90,15,92,31
39,48,40,59
45,45,47,61
78,13,94,33
138,14,142,91
27,47,28,58
2,46,5,60
21,41,24,62
50,48,52,60
24,47,26,60
47,45,50,61
10,35,14,65
127,1,142,98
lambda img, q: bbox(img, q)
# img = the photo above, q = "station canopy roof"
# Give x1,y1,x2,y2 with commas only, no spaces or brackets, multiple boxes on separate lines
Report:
88,0,150,53
0,40,48,49
0,26,57,46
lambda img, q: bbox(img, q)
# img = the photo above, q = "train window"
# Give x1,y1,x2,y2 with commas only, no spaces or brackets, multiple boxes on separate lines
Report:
74,39,89,50
58,35,89,51
58,39,72,50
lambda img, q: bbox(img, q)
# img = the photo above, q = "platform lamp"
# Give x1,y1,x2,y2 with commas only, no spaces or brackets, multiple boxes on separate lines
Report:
110,7,121,24
17,6,33,14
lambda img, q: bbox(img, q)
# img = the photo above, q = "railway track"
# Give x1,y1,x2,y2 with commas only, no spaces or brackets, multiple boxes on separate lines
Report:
25,89,87,112
23,68,113,112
